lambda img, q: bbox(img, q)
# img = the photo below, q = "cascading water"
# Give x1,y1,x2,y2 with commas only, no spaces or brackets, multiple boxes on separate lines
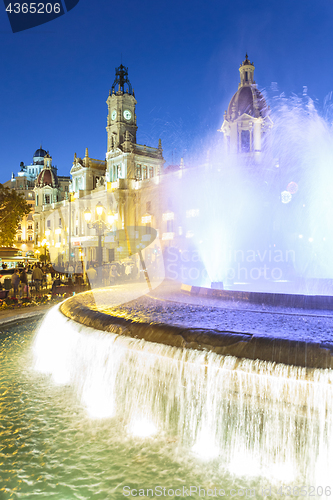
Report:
34,305,333,488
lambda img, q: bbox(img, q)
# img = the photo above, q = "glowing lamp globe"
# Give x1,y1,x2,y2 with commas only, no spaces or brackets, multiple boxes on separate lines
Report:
281,191,292,204
107,211,114,225
96,202,104,217
84,208,92,223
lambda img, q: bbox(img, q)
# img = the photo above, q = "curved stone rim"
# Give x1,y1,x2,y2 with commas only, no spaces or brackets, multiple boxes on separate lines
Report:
181,283,333,310
59,290,333,370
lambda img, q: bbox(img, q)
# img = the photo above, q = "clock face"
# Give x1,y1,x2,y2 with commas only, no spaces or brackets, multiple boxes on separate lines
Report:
123,110,132,120
111,110,117,120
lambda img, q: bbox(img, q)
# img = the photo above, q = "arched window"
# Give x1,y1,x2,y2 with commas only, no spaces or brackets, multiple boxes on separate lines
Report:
241,130,250,153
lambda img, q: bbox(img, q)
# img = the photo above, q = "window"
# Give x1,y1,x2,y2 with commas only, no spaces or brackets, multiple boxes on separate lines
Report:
28,224,33,230
143,166,147,180
18,224,21,230
47,220,51,229
36,222,38,230
28,235,32,241
18,235,21,241
136,164,141,180
167,220,174,233
241,130,250,153
59,218,62,226
108,249,115,262
45,194,50,204
149,167,154,178
146,201,151,212
261,131,266,151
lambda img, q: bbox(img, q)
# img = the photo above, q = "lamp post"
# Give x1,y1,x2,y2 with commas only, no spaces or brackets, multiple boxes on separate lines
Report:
84,202,114,268
41,238,50,262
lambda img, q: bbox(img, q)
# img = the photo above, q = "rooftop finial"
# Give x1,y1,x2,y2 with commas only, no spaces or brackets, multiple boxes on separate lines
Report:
111,64,133,95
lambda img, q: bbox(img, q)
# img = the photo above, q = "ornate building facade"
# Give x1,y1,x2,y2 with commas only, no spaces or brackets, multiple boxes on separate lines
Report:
34,64,165,267
219,54,273,162
32,57,273,282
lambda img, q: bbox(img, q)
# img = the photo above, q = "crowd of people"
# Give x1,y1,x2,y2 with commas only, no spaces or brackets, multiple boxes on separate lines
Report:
85,260,140,287
4,258,144,298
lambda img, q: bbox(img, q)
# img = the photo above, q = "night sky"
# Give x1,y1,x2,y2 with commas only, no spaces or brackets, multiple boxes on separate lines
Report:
0,0,332,182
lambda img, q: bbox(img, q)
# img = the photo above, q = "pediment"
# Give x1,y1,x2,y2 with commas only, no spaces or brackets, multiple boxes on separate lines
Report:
70,163,84,174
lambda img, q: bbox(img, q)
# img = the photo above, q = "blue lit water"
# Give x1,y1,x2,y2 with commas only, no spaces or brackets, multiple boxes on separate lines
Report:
0,312,332,499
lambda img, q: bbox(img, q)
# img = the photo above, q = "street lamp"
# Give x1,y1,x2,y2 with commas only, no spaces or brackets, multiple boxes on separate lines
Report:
84,203,113,267
41,238,50,261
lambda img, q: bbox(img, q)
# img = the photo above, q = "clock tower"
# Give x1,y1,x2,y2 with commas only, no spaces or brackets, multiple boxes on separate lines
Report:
106,64,138,152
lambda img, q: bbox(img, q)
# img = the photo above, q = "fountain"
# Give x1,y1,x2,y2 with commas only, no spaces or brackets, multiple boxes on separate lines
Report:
28,67,333,495
30,286,333,494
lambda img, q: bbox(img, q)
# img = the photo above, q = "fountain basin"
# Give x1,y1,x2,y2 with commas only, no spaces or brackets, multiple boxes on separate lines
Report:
30,287,333,489
60,288,333,369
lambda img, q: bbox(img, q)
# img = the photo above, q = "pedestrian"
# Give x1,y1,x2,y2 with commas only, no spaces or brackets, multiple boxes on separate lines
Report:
19,268,29,298
86,265,97,289
68,262,74,276
109,263,118,284
32,264,44,293
11,269,20,297
125,262,132,280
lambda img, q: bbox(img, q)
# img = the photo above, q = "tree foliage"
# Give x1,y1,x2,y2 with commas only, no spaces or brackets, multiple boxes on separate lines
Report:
0,184,31,247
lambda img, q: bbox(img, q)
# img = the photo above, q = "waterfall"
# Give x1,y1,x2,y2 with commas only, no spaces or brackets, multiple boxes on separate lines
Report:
33,304,333,486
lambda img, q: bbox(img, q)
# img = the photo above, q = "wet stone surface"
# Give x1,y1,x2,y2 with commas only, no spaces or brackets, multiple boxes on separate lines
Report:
99,289,333,346
60,285,333,368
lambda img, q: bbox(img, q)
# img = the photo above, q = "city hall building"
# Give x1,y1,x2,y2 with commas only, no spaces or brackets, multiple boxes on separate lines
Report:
31,57,272,274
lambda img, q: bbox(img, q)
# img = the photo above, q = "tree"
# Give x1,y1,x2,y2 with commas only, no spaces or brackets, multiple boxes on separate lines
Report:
0,184,31,247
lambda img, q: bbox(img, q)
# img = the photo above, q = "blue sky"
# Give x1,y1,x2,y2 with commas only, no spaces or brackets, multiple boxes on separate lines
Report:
0,0,332,182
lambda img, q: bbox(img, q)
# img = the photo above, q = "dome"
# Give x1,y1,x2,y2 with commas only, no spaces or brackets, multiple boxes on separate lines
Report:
36,167,58,188
33,147,48,166
227,85,267,119
227,86,267,120
33,148,47,158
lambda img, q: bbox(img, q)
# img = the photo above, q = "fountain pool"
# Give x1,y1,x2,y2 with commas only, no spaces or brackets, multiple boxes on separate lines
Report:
1,293,333,499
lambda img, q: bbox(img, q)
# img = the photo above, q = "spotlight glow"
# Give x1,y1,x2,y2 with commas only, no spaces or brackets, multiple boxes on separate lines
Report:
129,418,158,438
228,452,261,478
192,430,220,460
